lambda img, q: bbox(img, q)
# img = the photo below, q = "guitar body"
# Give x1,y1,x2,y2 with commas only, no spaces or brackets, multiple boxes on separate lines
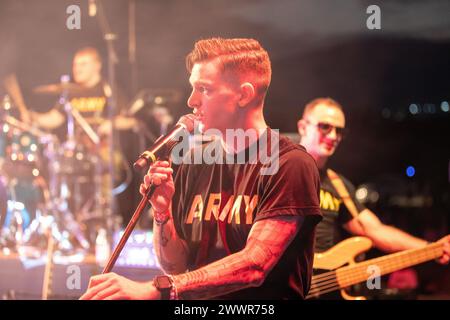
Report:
312,237,373,300
314,237,373,270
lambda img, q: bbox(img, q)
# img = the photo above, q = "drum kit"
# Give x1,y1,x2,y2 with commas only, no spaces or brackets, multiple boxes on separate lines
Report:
0,78,143,260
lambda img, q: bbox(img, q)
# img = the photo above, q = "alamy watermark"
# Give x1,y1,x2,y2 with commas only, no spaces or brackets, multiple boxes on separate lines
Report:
366,265,381,290
366,5,381,30
169,123,280,176
66,265,81,290
66,5,81,30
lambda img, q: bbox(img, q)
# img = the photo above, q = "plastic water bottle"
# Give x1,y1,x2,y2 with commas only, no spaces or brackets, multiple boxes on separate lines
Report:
95,228,110,267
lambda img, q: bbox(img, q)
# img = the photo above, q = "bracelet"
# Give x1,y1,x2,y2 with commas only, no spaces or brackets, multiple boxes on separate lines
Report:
169,277,179,300
153,208,170,225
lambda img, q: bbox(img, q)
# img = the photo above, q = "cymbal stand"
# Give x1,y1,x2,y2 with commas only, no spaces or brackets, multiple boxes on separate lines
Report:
41,75,92,253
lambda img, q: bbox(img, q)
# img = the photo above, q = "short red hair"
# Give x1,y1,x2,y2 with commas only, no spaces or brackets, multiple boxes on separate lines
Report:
186,38,272,97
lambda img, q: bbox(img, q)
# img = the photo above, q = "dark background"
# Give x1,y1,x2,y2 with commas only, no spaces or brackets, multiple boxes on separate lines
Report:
0,0,449,296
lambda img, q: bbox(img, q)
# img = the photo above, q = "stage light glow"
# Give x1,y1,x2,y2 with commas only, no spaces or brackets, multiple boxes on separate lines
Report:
113,230,159,268
409,104,419,115
7,200,25,211
155,96,163,104
20,135,31,147
441,101,449,112
355,187,368,202
406,166,415,177
369,191,379,203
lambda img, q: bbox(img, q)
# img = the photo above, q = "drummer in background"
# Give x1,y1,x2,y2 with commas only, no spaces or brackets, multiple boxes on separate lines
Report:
27,47,134,203
28,47,132,137
24,47,135,234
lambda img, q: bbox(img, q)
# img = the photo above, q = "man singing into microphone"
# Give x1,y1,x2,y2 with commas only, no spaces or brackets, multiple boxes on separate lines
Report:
81,38,322,300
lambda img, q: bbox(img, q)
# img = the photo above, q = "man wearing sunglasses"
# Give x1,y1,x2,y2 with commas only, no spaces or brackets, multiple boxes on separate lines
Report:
297,98,449,264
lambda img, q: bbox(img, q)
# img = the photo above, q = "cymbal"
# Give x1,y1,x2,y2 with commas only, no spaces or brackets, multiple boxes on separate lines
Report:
33,83,86,95
97,116,138,135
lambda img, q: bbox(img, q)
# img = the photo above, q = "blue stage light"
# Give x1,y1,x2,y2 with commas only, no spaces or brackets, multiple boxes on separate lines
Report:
406,166,415,177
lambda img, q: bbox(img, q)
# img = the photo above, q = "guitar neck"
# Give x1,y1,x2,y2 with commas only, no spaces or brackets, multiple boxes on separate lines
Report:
308,241,444,299
337,242,443,288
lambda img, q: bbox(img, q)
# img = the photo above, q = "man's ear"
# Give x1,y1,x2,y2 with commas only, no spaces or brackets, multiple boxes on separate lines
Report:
297,119,306,136
238,82,255,107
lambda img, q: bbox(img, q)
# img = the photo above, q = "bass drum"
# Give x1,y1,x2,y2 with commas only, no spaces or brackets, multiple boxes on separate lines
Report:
0,125,45,233
2,126,42,180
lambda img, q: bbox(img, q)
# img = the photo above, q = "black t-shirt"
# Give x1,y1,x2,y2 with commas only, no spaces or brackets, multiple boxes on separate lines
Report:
171,129,322,299
54,81,128,141
314,169,366,253
69,81,108,120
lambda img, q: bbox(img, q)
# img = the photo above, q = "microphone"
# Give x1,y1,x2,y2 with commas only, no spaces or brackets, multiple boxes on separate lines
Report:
133,114,196,171
89,0,97,17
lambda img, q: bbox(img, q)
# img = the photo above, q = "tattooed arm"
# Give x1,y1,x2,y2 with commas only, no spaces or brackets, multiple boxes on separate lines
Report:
151,206,189,274
80,156,306,300
80,215,304,300
138,160,190,274
171,215,303,299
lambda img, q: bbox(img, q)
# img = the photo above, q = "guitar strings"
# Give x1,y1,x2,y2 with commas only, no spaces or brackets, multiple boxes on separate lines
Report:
313,242,442,284
308,248,442,297
313,246,442,288
307,244,443,298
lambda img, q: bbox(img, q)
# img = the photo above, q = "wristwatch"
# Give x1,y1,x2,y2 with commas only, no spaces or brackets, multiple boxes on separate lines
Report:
153,275,174,300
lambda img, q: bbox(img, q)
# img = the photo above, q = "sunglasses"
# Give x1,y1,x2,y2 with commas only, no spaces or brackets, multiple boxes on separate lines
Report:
305,120,347,138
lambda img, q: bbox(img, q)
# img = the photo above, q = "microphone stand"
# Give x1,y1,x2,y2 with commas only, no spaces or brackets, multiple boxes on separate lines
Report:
101,118,193,272
93,0,119,241
102,184,156,274
128,0,138,97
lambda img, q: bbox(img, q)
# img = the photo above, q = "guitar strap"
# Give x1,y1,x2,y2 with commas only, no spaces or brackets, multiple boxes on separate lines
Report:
326,169,360,219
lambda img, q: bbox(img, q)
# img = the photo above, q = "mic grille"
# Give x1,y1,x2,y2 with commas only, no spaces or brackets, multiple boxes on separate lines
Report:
176,114,196,133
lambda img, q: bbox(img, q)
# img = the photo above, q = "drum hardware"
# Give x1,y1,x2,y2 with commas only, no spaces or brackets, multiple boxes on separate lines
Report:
0,76,149,259
0,91,93,255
